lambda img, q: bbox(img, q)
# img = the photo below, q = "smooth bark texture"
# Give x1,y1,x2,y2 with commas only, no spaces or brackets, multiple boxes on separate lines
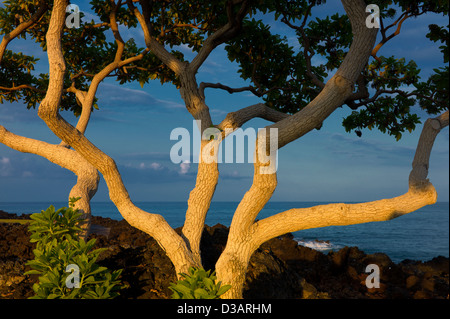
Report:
182,142,219,265
36,0,199,276
217,103,290,134
409,111,449,187
253,111,449,254
215,0,379,298
215,111,446,298
0,125,99,238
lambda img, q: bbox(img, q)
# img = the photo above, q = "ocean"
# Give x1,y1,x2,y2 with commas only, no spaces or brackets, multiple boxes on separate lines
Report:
1,201,448,263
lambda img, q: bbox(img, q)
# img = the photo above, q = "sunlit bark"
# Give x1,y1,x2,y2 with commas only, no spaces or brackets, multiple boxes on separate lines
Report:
2,0,445,300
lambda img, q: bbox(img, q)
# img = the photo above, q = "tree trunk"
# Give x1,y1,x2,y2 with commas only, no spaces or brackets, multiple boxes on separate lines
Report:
182,153,219,265
215,110,448,299
36,0,199,278
13,0,446,301
0,125,99,239
215,240,257,299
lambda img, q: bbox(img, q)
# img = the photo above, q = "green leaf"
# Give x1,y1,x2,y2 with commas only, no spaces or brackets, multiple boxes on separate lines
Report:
26,203,124,299
171,290,181,299
203,277,214,291
194,288,209,299
24,269,43,276
87,266,108,277
217,285,232,296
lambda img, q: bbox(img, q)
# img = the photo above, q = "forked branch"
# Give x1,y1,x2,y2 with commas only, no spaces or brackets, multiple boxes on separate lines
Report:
0,1,49,64
38,0,198,273
217,103,290,134
0,125,99,238
251,111,448,246
189,0,250,73
127,0,185,75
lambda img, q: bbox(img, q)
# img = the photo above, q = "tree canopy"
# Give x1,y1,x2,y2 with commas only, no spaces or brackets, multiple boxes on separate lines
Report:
1,0,448,139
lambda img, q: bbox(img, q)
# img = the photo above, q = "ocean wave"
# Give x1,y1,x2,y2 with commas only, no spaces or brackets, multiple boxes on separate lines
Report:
295,238,342,252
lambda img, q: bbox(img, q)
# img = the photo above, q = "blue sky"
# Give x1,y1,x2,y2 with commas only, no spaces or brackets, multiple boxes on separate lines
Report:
0,1,448,203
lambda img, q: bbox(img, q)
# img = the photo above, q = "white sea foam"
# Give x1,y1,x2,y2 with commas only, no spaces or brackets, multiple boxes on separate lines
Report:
295,239,342,252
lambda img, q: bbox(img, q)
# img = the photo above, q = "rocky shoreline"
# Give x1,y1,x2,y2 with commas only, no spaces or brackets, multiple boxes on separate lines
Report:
0,210,448,299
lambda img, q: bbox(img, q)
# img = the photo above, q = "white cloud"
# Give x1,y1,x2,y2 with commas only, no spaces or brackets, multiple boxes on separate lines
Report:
97,83,185,110
81,11,100,24
179,160,190,175
137,162,164,171
0,102,39,124
287,36,301,51
22,171,33,178
99,83,153,102
154,98,184,109
150,162,163,170
0,157,12,177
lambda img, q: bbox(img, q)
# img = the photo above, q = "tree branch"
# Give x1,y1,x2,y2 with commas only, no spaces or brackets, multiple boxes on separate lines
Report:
230,0,378,235
199,82,289,100
345,87,445,110
217,103,290,134
251,111,448,246
58,0,129,148
189,0,250,73
252,185,438,246
0,125,99,238
182,158,219,265
372,10,411,60
0,1,48,64
171,1,254,262
409,110,449,187
199,82,258,98
127,0,185,75
270,0,378,149
0,84,44,93
371,6,426,61
59,7,151,148
280,3,326,89
216,1,379,297
37,0,197,274
178,2,252,262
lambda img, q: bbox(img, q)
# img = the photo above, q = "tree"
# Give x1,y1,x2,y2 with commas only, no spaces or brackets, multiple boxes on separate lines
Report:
0,0,448,298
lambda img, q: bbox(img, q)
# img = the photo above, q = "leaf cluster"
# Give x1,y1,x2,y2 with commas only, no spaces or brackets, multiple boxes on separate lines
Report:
343,56,422,140
169,267,231,299
1,0,448,141
0,0,47,37
305,13,352,71
343,97,421,141
0,0,102,114
25,202,125,299
0,0,236,113
225,0,448,140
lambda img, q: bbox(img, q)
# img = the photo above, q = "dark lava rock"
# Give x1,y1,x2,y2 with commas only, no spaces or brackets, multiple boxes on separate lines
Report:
0,213,448,299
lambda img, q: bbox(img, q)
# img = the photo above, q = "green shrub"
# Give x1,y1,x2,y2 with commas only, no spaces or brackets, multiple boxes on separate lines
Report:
25,200,125,299
169,267,231,299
